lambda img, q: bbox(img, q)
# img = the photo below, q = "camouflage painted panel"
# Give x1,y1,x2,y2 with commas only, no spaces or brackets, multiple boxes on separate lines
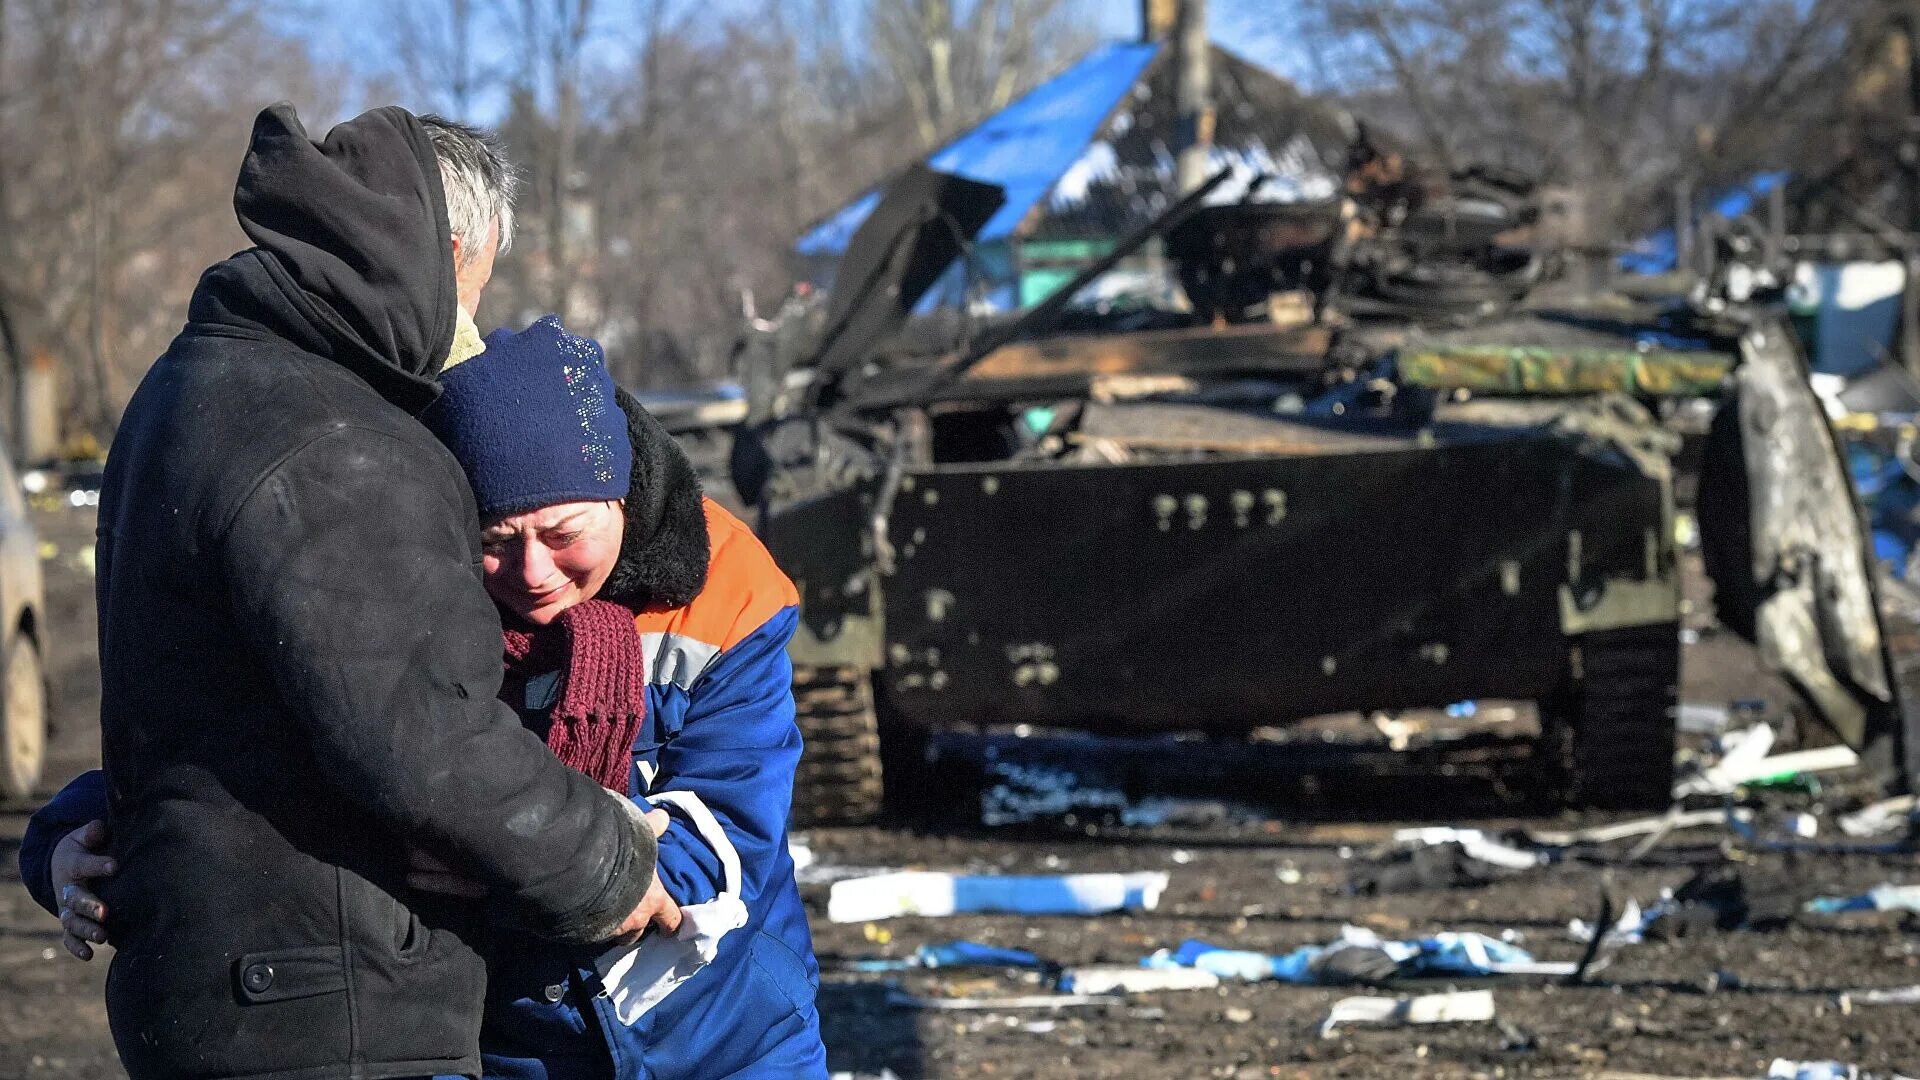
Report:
1400,346,1733,397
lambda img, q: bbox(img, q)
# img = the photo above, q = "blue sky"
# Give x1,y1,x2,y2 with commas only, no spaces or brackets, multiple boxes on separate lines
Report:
273,0,1312,122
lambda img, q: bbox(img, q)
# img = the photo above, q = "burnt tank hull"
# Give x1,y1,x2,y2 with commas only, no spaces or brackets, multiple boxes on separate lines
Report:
767,428,1675,741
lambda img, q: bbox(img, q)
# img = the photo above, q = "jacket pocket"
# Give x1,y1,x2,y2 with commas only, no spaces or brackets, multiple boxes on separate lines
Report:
233,945,346,1005
745,931,815,1017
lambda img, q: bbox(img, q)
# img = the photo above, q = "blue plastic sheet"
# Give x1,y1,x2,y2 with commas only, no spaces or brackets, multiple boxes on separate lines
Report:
1145,929,1565,985
914,941,1048,970
796,42,1162,257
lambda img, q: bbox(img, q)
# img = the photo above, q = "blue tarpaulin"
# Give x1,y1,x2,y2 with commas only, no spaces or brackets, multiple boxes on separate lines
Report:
795,41,1162,257
1619,172,1789,275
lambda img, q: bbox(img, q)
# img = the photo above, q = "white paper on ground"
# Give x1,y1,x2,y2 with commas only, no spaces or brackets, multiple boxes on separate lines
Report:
827,870,1170,923
1318,990,1496,1038
1058,965,1221,994
1837,984,1920,1008
1391,827,1546,870
1838,795,1917,838
885,990,1109,1011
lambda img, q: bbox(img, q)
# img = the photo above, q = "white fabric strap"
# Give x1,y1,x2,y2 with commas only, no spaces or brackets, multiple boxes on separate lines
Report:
645,789,742,900
593,788,750,1024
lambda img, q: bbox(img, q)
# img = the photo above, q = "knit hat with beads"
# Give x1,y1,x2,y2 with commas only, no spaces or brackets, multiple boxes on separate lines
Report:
424,315,632,521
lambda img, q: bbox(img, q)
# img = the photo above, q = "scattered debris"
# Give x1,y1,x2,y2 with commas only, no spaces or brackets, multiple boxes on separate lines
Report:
1349,842,1515,895
1678,701,1733,735
1838,795,1917,838
1806,884,1920,915
1766,1060,1916,1080
913,940,1050,970
1057,966,1221,994
1836,984,1920,1010
1147,926,1575,985
1727,811,1911,855
1529,808,1729,847
787,842,895,887
1674,724,1776,797
1675,727,1861,797
1317,989,1497,1038
832,938,1054,975
884,989,1109,1011
1570,898,1661,948
1646,865,1807,937
827,870,1169,923
1390,827,1549,870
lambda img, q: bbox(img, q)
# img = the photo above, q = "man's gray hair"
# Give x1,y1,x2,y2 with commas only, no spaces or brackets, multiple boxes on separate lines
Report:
418,114,518,265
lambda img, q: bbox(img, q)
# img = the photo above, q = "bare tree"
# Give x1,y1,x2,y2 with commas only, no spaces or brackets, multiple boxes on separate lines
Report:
382,0,496,117
868,0,1094,149
0,0,340,442
1268,0,1854,241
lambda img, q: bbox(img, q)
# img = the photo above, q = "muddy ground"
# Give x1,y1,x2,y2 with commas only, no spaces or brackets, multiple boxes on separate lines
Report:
4,506,1917,1079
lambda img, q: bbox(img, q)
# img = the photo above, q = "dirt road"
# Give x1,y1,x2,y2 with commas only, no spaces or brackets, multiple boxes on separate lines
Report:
5,507,1916,1079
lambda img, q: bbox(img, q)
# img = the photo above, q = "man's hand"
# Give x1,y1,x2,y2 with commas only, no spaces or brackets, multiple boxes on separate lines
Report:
602,802,681,944
607,869,682,946
51,820,116,961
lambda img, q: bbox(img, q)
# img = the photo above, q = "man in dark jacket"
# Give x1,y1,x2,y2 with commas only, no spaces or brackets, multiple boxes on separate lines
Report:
76,103,662,1080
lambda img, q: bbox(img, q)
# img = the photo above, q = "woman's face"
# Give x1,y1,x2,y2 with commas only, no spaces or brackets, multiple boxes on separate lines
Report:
481,500,625,625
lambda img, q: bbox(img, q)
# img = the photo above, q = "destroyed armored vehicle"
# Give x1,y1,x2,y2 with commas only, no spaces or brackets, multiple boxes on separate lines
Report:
731,160,1919,825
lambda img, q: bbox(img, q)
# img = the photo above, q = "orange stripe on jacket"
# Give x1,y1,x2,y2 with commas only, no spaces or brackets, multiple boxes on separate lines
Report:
633,498,798,653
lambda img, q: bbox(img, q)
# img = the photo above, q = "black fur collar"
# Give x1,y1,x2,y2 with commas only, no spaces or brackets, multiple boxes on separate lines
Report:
599,388,710,609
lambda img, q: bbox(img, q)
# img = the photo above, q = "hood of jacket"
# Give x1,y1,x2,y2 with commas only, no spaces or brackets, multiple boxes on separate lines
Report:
600,388,711,610
185,103,456,414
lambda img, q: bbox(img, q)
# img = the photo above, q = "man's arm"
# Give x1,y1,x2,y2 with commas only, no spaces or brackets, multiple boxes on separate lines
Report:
649,604,803,908
220,425,652,943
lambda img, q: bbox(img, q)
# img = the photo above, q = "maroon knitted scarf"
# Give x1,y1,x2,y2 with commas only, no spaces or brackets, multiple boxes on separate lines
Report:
501,598,647,794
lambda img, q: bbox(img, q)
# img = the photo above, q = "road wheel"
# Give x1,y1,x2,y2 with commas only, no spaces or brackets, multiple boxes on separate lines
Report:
1544,623,1680,810
0,634,47,803
790,664,885,826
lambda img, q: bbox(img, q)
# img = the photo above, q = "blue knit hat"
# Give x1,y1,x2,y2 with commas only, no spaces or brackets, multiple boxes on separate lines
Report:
425,315,632,521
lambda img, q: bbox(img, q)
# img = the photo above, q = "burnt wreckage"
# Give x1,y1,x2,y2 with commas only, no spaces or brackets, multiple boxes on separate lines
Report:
730,154,1920,825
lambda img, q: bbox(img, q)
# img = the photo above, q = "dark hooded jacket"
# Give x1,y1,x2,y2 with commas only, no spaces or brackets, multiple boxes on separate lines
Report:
91,104,654,1080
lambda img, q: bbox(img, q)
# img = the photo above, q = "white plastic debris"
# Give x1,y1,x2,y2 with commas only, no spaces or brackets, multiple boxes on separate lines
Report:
1674,724,1775,796
1806,884,1920,915
1390,827,1547,870
1058,965,1221,994
1675,725,1860,797
827,870,1169,923
1835,984,1920,1010
884,989,1107,1011
1317,989,1495,1038
1768,1062,1869,1080
1766,1058,1920,1079
1569,898,1658,947
1677,701,1732,735
1529,808,1727,847
1839,795,1917,838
